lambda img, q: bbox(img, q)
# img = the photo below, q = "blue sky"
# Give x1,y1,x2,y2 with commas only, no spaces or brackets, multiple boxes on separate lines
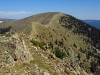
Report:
0,0,100,20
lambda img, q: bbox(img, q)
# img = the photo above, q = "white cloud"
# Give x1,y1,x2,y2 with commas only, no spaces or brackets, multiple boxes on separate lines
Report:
0,11,32,19
0,11,31,15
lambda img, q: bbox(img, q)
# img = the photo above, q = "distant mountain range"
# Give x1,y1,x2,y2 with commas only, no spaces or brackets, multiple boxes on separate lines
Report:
0,18,15,21
0,18,15,23
82,20,100,29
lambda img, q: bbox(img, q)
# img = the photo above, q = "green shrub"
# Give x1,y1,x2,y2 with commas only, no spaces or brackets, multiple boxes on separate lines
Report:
53,48,66,59
30,40,39,46
30,39,46,50
39,43,46,51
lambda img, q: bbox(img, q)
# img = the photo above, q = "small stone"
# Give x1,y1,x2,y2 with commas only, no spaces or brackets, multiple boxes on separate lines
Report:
44,72,50,75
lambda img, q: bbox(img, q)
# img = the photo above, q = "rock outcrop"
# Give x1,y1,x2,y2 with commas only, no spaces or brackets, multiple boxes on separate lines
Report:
0,32,33,74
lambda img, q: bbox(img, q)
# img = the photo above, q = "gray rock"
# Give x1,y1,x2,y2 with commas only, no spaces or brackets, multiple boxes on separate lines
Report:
44,72,50,75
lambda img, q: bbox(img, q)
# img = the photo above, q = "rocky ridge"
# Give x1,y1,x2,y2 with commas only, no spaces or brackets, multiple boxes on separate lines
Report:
0,31,91,75
0,12,100,75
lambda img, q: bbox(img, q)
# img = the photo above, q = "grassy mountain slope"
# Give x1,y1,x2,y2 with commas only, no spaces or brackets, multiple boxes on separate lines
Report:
0,12,100,75
0,12,59,32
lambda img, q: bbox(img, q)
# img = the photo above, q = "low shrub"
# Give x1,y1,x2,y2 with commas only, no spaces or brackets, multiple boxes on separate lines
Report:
53,48,66,59
39,43,46,51
30,40,39,46
30,39,46,50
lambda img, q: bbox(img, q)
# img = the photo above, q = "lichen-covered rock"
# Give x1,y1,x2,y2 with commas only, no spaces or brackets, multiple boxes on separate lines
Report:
0,32,33,74
13,39,33,63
